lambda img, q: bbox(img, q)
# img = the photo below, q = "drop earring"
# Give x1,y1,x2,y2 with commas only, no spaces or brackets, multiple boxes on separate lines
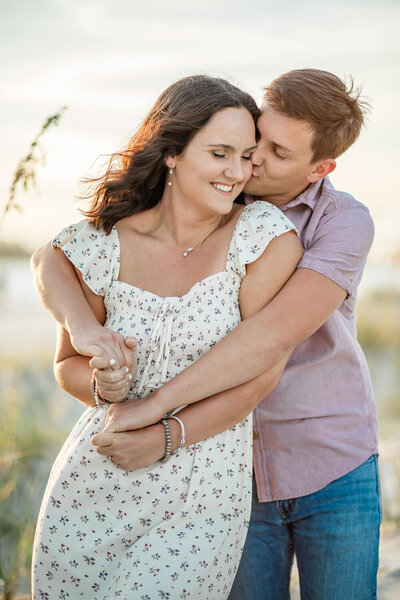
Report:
168,168,173,186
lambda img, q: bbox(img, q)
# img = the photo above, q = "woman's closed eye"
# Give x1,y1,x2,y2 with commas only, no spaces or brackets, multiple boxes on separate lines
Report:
212,152,251,161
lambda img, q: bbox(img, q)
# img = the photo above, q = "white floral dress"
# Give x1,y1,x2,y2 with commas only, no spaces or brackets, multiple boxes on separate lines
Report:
32,201,295,600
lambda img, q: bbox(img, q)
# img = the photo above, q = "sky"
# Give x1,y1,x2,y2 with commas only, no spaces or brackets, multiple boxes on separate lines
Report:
1,0,399,262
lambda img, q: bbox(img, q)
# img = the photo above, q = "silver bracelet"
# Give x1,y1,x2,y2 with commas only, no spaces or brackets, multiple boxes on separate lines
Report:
159,419,172,463
169,415,186,450
90,373,110,408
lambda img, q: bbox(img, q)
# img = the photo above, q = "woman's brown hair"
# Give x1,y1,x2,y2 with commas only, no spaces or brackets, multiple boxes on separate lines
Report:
83,75,259,233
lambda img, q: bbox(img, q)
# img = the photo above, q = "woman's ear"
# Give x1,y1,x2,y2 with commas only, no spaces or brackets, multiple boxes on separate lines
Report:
164,156,176,169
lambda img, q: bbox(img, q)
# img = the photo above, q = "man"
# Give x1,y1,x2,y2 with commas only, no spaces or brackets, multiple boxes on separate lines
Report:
227,69,379,599
32,69,379,599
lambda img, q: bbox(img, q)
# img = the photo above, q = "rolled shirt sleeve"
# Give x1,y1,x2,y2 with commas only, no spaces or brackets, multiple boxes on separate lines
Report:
297,198,375,299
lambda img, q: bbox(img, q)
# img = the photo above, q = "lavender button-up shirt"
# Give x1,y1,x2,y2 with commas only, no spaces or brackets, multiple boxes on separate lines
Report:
251,176,378,502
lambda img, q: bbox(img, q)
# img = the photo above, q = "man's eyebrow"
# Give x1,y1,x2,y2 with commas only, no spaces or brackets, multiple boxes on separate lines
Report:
206,143,258,152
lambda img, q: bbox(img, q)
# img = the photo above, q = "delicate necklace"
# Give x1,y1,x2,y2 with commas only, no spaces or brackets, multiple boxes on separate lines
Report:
157,203,224,257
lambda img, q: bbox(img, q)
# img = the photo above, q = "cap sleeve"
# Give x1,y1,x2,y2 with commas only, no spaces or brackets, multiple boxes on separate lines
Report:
51,220,120,296
228,201,298,276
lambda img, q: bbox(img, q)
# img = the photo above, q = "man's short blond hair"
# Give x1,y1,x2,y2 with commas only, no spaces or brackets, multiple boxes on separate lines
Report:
264,68,370,162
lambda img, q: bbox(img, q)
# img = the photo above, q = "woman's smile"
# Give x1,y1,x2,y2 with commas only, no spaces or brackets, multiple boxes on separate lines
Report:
211,182,234,194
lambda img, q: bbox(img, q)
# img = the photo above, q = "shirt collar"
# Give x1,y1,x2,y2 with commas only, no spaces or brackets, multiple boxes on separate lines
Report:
280,177,329,211
246,176,330,212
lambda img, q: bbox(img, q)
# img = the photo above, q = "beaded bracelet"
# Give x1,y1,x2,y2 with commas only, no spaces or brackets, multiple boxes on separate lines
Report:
168,415,186,450
90,373,110,408
159,419,172,463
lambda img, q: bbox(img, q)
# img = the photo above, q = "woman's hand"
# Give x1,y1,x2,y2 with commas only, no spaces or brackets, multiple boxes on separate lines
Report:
89,338,138,403
92,424,167,470
103,394,165,433
92,363,133,403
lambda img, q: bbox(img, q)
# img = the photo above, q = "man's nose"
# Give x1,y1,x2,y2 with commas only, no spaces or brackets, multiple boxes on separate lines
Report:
251,147,262,167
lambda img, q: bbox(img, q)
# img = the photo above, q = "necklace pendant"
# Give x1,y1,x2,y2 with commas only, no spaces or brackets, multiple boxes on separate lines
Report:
183,248,194,257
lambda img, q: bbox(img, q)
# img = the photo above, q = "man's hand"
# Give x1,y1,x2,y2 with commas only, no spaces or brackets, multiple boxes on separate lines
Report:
71,325,136,368
92,424,167,470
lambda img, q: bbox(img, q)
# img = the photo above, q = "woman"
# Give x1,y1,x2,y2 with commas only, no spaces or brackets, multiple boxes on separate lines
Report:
32,75,302,599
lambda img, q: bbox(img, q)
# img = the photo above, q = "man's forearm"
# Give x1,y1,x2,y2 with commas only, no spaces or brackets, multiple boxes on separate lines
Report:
91,349,292,471
156,296,289,412
31,243,135,364
31,243,99,332
156,268,346,413
168,352,290,450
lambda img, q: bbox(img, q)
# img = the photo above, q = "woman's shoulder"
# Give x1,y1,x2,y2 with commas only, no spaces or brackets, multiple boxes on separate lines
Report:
51,219,120,296
52,219,117,249
240,199,291,221
228,199,298,269
114,206,160,242
235,199,297,237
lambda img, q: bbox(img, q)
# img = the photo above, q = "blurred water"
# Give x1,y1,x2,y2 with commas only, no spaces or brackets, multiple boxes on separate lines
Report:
1,256,399,354
2,255,398,383
2,257,399,307
0,258,56,354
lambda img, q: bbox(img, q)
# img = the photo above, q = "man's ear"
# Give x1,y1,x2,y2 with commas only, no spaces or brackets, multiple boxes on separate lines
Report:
307,158,336,183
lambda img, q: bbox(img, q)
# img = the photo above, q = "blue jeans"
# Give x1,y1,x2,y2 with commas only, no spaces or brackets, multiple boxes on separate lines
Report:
229,455,381,600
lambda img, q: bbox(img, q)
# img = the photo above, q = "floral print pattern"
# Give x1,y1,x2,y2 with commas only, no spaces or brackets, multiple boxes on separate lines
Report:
32,201,296,599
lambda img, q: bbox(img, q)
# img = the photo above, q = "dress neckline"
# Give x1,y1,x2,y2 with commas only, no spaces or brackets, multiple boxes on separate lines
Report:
110,205,249,301
111,270,232,302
